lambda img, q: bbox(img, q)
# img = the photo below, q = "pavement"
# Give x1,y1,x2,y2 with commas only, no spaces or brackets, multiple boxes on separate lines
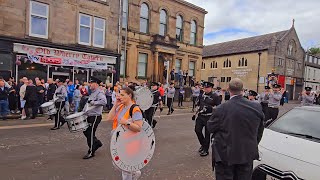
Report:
0,101,299,180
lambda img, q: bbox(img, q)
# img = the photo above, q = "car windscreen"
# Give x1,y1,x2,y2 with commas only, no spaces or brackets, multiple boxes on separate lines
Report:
269,108,320,141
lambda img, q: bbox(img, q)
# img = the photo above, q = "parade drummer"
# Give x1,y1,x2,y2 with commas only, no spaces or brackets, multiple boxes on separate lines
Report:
106,87,143,180
299,87,315,106
145,82,163,128
82,77,107,159
248,90,259,103
264,84,283,125
259,86,271,116
194,81,220,157
51,79,67,130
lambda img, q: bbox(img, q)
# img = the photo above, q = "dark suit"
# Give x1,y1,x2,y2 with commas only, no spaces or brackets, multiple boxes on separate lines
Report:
24,85,38,118
207,95,264,180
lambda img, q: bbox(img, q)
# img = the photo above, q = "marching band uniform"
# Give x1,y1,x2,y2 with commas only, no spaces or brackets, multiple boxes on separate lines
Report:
299,87,315,106
144,82,162,128
259,86,271,116
83,77,107,159
195,82,220,156
51,80,67,130
248,90,259,103
192,84,201,112
214,87,223,105
166,83,175,115
264,84,282,125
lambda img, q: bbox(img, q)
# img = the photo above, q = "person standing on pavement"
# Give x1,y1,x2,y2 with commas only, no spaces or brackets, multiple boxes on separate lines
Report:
7,81,17,114
170,69,175,84
73,85,81,112
299,87,315,106
51,79,67,130
46,78,56,120
82,77,107,159
259,86,271,116
67,81,75,111
158,83,165,106
191,83,201,112
265,84,283,125
24,79,38,119
194,81,220,157
207,78,264,180
19,77,28,120
178,86,185,107
166,83,175,115
0,79,10,120
144,82,163,128
36,80,45,114
105,85,113,111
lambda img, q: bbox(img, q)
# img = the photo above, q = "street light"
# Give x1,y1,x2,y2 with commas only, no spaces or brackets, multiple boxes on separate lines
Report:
257,52,262,92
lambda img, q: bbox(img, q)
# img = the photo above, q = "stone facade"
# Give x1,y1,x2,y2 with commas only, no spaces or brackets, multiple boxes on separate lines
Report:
121,0,207,83
202,26,305,100
304,53,320,91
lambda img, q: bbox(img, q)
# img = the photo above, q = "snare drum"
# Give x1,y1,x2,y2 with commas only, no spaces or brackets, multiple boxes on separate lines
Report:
65,112,89,133
40,102,57,115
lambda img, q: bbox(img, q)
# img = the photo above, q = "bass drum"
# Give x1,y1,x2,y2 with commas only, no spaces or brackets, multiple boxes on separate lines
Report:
110,121,156,172
134,86,153,111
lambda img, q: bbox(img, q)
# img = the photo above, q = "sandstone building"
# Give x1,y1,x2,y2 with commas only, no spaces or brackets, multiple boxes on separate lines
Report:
304,53,320,91
202,24,305,100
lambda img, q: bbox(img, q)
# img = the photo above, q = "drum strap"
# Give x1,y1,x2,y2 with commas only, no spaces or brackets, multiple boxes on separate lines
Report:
129,104,145,119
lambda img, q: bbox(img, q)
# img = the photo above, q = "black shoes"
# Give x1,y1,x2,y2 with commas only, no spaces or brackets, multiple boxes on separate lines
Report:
199,150,209,157
60,121,66,127
50,127,60,130
198,146,203,153
152,120,157,128
83,141,102,160
83,153,95,159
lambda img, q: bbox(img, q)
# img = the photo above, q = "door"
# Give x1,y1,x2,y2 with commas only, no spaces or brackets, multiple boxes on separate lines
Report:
52,72,70,81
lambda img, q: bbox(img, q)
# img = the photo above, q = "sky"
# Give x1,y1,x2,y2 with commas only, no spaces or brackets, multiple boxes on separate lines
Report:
185,0,320,49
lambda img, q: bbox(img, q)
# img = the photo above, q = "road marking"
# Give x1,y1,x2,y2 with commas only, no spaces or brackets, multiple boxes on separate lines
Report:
0,113,194,130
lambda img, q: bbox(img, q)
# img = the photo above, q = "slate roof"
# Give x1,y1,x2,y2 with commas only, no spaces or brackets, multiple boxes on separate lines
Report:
203,30,289,58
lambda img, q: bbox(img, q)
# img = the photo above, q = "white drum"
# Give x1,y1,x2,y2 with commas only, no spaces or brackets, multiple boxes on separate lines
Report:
134,87,153,111
40,101,57,115
65,112,89,133
110,121,156,172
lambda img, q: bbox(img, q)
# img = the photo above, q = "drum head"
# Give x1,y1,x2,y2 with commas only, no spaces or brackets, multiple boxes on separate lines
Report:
41,102,54,108
110,121,156,172
134,87,153,111
66,112,85,119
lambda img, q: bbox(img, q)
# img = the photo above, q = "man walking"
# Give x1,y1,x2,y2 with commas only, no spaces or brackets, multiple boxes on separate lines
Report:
24,79,38,119
0,79,10,120
166,83,175,115
207,78,264,180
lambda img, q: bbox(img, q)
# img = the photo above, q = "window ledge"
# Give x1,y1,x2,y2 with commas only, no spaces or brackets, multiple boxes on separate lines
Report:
222,67,231,69
89,0,109,6
236,66,248,68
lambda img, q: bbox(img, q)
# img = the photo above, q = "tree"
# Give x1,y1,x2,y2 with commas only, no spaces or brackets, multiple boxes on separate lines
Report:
308,47,320,55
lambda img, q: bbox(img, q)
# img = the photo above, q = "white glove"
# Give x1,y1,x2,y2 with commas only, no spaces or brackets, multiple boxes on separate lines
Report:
90,101,95,106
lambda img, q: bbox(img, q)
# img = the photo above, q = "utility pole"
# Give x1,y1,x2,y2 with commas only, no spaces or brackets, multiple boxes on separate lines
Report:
257,52,262,92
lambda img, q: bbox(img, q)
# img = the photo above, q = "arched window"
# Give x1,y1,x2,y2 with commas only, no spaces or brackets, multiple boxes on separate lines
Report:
288,40,296,56
190,20,197,45
159,9,167,36
215,62,217,68
223,60,226,68
176,15,183,41
140,3,149,33
224,59,231,68
245,59,247,66
228,59,231,67
210,62,213,68
238,57,248,67
201,61,205,69
238,60,241,67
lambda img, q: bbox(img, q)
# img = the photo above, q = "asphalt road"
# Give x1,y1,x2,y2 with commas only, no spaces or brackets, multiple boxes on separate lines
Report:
0,102,299,180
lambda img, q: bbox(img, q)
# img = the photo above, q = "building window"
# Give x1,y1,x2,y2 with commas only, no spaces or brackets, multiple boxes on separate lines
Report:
278,58,284,66
309,56,313,63
159,9,167,36
223,58,231,68
120,50,127,76
79,14,105,47
226,77,231,82
122,0,128,29
211,61,217,69
189,61,195,77
176,15,183,41
140,3,149,33
297,62,302,70
175,59,182,73
318,58,320,65
287,40,296,56
221,77,226,82
238,57,247,67
93,17,105,47
201,61,205,69
29,1,49,38
190,20,197,45
138,53,148,78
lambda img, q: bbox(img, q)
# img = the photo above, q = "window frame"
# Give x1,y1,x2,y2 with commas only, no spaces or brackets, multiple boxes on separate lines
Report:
221,77,226,82
79,13,92,46
93,17,106,48
120,50,127,76
138,53,148,78
122,0,128,29
226,77,231,82
176,15,183,41
190,20,197,45
175,59,182,73
140,3,149,34
159,9,167,36
189,61,196,77
29,1,49,39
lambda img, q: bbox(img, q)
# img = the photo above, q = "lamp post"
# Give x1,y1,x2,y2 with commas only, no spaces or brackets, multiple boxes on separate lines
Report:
257,52,262,92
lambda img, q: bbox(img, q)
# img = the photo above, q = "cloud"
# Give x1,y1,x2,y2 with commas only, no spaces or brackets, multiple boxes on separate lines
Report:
185,0,320,48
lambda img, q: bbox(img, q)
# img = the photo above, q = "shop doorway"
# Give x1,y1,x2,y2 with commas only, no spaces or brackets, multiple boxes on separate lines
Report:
52,72,70,81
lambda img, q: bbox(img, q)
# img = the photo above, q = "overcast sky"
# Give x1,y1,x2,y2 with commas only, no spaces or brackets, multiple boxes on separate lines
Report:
185,0,320,49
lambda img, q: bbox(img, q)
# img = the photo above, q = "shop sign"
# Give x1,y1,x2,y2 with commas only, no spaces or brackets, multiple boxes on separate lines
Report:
286,68,294,76
13,43,116,69
232,68,252,77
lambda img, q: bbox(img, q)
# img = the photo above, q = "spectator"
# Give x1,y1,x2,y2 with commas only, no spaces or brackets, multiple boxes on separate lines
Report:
178,86,185,107
73,85,81,112
24,79,38,119
46,78,56,102
280,89,288,106
105,85,113,110
224,90,230,101
170,69,175,83
80,84,89,96
178,70,183,87
112,86,118,105
192,83,201,112
163,68,167,83
19,77,28,120
184,70,188,86
67,81,75,106
166,83,175,115
190,76,195,87
36,80,45,114
0,79,10,120
75,79,80,87
8,81,17,114
158,83,165,105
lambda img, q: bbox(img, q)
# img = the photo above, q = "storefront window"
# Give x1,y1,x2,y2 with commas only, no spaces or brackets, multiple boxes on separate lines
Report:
30,1,49,38
189,61,195,77
138,53,148,78
17,56,47,81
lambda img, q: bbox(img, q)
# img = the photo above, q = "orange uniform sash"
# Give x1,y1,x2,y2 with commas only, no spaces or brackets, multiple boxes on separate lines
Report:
112,104,141,130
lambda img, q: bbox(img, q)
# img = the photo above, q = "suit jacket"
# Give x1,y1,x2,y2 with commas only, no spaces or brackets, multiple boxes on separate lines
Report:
24,85,38,102
207,95,264,165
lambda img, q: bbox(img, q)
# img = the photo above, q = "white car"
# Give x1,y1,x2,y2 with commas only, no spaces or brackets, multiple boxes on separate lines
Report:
252,106,320,180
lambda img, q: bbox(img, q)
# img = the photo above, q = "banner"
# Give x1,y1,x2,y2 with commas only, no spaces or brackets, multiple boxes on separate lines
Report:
13,43,116,69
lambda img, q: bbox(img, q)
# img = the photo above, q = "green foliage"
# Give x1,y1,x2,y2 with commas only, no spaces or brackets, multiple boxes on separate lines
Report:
308,47,320,55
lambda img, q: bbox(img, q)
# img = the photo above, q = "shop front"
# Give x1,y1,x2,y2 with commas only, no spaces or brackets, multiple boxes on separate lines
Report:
13,43,118,84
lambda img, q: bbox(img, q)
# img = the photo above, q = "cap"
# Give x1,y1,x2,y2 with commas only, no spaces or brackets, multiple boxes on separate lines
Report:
248,90,258,96
89,77,102,84
265,86,271,90
273,84,281,88
216,86,221,90
202,81,214,88
151,82,159,86
305,87,312,91
170,82,175,85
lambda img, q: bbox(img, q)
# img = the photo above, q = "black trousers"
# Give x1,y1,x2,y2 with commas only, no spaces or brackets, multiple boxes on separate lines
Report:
192,96,198,110
266,107,279,121
215,162,253,180
25,100,38,118
145,107,157,126
54,101,65,127
167,98,174,113
83,115,102,155
195,115,210,152
178,95,183,106
260,103,268,119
